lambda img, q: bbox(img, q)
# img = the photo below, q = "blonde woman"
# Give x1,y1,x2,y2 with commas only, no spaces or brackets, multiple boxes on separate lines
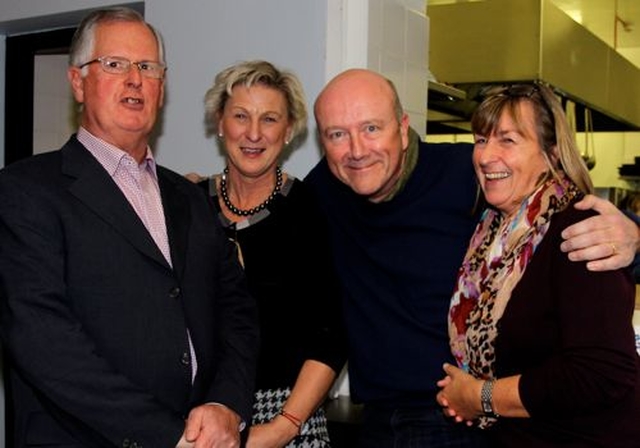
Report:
195,60,347,448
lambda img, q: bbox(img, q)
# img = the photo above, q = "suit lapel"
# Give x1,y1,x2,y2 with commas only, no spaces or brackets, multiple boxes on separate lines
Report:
157,167,190,280
62,138,171,269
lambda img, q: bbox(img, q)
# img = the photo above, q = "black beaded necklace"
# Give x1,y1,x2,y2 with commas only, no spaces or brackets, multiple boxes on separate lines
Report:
219,166,283,217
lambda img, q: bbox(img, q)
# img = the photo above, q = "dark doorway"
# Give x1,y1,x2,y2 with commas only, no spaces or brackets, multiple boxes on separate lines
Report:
4,27,75,166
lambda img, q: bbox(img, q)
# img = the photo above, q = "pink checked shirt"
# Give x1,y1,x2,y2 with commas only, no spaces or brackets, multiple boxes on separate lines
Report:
76,127,197,381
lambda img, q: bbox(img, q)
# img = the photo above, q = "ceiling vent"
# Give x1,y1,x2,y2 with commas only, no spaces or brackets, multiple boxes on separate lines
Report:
427,0,640,133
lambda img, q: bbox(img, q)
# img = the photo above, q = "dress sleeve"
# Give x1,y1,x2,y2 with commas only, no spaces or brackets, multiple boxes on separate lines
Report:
518,210,638,416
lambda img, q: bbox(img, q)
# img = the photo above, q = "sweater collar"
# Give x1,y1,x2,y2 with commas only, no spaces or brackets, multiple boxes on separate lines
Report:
382,126,420,202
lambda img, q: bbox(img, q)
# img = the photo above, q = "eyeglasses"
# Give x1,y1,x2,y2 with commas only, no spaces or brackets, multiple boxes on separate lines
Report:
78,56,166,79
480,84,540,100
480,83,556,114
502,84,539,98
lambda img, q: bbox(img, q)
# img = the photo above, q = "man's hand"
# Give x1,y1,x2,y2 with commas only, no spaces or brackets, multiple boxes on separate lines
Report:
561,194,640,271
185,173,205,183
181,404,242,448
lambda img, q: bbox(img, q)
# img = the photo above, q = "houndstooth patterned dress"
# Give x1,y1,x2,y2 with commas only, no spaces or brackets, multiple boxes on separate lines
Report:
252,388,331,447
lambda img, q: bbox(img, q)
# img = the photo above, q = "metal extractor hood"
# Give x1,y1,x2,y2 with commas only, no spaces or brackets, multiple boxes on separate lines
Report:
427,0,640,133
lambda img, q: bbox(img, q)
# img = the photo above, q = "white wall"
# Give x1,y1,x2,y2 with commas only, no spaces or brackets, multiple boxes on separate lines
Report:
152,0,429,175
145,0,330,177
33,55,76,154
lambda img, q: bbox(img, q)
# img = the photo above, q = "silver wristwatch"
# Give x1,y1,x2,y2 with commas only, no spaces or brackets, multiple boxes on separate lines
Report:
481,379,498,417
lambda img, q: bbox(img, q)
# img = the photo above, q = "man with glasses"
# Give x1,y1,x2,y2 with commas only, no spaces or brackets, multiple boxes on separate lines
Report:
0,7,259,448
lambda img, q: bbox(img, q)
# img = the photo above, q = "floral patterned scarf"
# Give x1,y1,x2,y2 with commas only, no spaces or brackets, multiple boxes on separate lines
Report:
448,172,581,427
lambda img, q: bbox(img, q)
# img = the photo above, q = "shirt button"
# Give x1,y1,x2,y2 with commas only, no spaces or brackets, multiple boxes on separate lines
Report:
181,351,191,366
169,287,181,299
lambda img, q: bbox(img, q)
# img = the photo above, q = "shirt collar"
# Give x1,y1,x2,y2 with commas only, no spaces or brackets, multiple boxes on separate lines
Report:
76,127,157,178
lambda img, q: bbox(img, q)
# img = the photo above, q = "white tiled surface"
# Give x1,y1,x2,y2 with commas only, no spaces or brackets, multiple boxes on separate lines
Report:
368,0,428,135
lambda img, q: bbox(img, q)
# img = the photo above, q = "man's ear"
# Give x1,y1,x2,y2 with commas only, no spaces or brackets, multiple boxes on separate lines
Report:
158,79,165,108
68,67,85,104
400,113,410,150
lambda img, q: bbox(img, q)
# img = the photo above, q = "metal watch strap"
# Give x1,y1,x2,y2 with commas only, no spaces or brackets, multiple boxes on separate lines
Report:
481,379,498,417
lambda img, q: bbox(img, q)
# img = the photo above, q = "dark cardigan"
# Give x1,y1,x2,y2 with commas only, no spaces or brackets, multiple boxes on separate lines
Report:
490,205,640,446
200,176,348,390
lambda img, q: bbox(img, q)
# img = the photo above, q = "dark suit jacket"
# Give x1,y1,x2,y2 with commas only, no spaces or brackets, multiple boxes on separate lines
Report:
0,136,259,447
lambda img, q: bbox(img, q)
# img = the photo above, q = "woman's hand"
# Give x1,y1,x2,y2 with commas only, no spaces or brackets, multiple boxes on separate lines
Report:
245,417,298,448
436,363,482,424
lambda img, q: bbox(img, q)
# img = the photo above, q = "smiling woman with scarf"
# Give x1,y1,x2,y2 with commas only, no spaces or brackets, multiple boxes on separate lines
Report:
436,83,640,446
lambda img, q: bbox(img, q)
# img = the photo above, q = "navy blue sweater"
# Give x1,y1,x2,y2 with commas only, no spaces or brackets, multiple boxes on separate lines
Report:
305,140,479,405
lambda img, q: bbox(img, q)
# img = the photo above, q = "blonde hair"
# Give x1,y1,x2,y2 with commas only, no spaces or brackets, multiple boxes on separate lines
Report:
204,60,307,143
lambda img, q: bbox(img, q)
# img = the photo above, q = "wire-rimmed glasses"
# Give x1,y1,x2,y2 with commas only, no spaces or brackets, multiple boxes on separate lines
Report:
78,56,166,79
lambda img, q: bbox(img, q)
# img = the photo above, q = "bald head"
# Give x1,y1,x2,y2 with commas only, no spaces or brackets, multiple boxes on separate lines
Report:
313,68,410,203
314,69,402,127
